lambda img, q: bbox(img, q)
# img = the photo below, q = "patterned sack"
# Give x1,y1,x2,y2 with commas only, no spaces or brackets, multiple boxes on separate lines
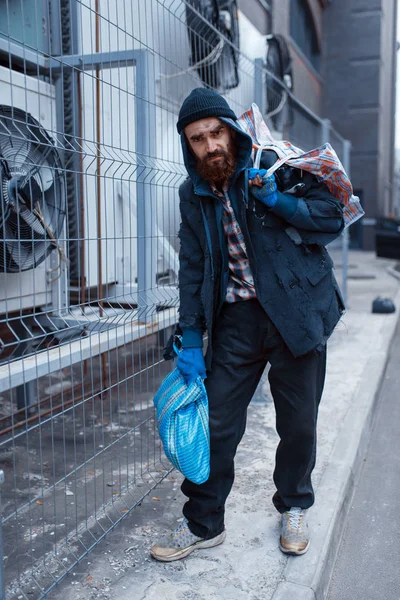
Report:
153,368,210,484
238,103,364,229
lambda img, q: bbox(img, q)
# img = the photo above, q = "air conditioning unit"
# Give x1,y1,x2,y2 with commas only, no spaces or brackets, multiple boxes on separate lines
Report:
77,62,179,307
186,0,240,92
265,34,294,134
0,55,179,325
0,65,64,315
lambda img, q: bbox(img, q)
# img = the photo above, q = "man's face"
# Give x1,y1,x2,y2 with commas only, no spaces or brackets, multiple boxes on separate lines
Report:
184,117,237,185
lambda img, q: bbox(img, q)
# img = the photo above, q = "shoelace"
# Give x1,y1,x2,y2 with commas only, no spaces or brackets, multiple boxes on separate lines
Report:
170,518,189,539
287,508,304,530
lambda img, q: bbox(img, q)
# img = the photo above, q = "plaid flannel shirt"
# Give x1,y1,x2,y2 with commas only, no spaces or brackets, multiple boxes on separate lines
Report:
211,184,257,303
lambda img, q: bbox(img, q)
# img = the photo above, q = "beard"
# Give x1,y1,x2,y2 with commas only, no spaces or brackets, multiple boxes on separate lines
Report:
196,142,237,187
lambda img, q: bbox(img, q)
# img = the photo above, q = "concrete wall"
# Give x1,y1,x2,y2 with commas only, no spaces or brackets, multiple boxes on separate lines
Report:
272,0,323,116
378,0,397,218
237,0,271,35
323,0,397,250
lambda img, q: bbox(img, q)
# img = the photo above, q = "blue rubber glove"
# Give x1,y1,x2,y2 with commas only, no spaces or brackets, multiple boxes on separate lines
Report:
248,168,268,180
176,348,207,385
249,169,278,207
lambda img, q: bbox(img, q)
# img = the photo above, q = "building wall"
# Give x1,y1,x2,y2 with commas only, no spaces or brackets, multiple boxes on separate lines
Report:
307,0,323,42
237,0,271,35
323,0,397,250
245,0,397,250
272,0,323,116
378,0,397,218
289,44,322,116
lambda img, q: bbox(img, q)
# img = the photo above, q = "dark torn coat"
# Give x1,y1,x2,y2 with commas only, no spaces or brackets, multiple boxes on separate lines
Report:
177,118,345,370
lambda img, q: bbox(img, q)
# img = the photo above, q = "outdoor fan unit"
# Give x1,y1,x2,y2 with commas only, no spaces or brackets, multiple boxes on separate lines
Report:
0,106,66,274
186,0,240,92
265,35,293,132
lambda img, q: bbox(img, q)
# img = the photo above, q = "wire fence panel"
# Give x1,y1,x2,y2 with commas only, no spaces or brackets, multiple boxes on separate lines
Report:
0,1,348,597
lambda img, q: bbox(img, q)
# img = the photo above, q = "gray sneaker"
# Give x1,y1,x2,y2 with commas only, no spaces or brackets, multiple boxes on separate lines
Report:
150,517,226,562
279,507,310,555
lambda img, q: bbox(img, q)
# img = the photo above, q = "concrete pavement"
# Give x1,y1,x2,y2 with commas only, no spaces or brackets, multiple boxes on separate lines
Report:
327,318,400,600
54,250,400,600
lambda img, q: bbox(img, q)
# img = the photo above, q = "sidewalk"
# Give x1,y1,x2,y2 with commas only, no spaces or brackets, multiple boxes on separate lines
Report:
55,250,400,600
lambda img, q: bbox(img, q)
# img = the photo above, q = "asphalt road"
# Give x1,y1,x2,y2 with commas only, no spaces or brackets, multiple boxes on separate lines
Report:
327,319,400,600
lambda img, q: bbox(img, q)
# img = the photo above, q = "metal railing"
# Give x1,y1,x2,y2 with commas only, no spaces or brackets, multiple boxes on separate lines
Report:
0,1,350,597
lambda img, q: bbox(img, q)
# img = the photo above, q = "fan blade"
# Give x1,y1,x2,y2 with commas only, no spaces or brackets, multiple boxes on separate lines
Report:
6,144,55,195
0,152,12,180
3,223,32,271
34,162,54,192
24,145,55,192
0,201,11,229
35,197,53,229
10,173,42,209
0,128,31,172
18,206,47,236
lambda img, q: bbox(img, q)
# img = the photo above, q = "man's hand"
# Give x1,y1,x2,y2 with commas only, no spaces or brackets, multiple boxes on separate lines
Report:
177,348,207,385
249,169,278,207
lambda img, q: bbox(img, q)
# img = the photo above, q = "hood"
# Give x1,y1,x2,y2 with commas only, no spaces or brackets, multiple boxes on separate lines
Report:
180,117,253,196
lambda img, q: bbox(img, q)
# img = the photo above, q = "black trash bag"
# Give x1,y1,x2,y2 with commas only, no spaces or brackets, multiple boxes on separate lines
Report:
260,149,306,196
372,297,396,314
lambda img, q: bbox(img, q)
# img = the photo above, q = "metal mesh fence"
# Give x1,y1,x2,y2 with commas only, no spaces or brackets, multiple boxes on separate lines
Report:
0,1,349,597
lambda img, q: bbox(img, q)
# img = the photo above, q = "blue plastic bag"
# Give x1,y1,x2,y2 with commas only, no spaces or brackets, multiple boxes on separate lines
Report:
153,368,210,484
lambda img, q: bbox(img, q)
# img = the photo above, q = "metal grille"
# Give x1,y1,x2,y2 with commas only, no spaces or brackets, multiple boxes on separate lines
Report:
0,1,350,597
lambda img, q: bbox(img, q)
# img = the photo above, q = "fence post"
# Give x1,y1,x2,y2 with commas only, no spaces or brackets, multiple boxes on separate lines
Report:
50,0,72,316
135,50,158,323
254,58,264,113
0,470,5,600
341,140,352,306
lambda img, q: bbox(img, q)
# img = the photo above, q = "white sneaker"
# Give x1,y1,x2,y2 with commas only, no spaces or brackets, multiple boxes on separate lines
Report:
279,507,310,555
150,518,226,562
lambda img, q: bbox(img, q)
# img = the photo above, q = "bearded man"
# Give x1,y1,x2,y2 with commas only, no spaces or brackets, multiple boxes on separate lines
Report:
151,88,345,562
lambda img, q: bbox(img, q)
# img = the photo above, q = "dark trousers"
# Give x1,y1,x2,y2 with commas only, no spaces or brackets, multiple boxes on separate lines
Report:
181,299,326,539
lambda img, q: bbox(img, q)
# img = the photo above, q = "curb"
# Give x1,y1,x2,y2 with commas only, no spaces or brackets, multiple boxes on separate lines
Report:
271,285,400,600
387,265,400,282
